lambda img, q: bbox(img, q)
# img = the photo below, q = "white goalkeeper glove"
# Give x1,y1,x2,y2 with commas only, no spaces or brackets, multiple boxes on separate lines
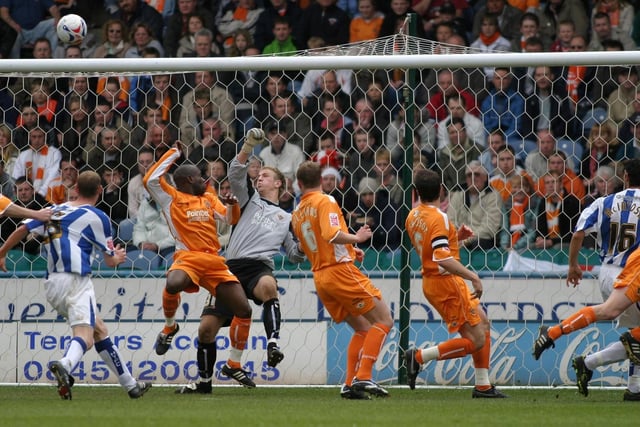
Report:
241,128,265,154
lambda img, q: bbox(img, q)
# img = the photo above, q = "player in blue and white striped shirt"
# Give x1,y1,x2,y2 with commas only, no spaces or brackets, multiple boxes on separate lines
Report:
0,171,151,401
567,159,640,400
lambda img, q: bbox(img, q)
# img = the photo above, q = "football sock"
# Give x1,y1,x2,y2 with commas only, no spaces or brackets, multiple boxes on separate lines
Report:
162,288,180,324
346,331,367,386
197,341,216,383
584,341,627,370
227,317,251,367
471,330,491,370
629,326,640,341
548,306,596,340
435,337,476,360
61,336,88,372
629,363,640,393
263,298,281,342
355,323,390,381
95,336,137,390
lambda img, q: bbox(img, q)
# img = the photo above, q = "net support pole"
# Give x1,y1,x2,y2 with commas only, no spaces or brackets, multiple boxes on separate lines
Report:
397,14,417,386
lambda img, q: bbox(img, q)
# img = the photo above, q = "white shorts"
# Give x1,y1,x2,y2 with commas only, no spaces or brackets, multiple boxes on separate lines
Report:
44,273,97,328
599,264,640,328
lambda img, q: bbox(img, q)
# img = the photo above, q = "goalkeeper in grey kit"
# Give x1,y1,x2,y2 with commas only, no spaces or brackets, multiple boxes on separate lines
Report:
177,128,306,394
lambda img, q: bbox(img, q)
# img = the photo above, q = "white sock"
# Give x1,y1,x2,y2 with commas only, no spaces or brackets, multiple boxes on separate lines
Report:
228,348,243,365
475,368,490,387
60,337,87,372
419,346,440,362
95,337,137,391
165,317,175,328
628,363,640,393
584,341,627,370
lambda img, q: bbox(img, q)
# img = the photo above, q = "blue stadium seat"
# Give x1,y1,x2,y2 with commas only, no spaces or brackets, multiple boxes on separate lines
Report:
118,219,136,243
119,249,162,271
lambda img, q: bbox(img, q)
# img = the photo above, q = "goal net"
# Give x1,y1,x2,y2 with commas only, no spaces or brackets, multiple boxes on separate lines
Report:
0,31,635,389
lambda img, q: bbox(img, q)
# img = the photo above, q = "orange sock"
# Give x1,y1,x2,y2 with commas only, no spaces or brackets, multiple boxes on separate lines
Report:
548,307,596,340
437,337,476,360
630,326,640,341
471,330,491,369
355,323,391,380
162,289,180,319
229,317,251,351
346,331,366,386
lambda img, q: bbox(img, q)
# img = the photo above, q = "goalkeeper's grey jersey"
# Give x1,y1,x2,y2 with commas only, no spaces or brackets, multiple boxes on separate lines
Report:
224,157,305,269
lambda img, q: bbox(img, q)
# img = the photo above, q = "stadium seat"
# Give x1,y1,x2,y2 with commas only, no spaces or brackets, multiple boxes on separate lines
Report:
118,219,136,243
119,249,162,271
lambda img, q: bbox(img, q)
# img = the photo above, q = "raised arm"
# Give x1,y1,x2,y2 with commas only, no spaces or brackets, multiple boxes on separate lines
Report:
0,224,30,272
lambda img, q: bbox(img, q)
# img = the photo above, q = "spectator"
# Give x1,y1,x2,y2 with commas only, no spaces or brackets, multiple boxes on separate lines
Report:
255,72,290,127
0,123,18,178
301,69,352,129
226,28,254,57
387,107,436,168
539,150,586,202
164,0,216,57
246,155,262,188
448,161,503,250
542,0,588,39
417,1,467,37
96,161,129,226
426,70,479,125
46,157,78,204
175,13,204,58
179,72,235,147
588,39,625,112
60,76,97,129
472,0,523,41
489,145,534,202
110,0,164,43
470,14,512,81
130,104,162,148
57,95,90,169
345,128,378,191
124,21,165,57
607,66,639,124
500,173,541,250
86,127,138,179
0,159,13,200
479,129,508,176
521,65,573,141
262,15,299,55
378,0,425,39
0,0,60,58
362,77,398,135
259,124,305,184
580,119,625,181
549,19,576,52
85,97,131,154
93,19,130,58
510,12,551,52
12,127,61,198
187,116,237,169
583,164,622,208
310,131,346,172
217,0,264,54
535,171,580,249
349,176,402,251
132,195,176,255
0,18,16,58
0,176,49,254
436,93,484,150
373,148,402,206
127,146,155,219
31,37,53,59
253,0,304,51
314,95,353,151
11,102,56,150
203,158,227,193
228,46,263,139
298,0,350,49
524,129,559,181
269,93,313,155
481,67,524,153
512,36,545,96
559,35,595,117
436,117,482,192
128,46,161,116
590,0,635,49
137,73,180,128
99,76,131,124
320,166,357,215
349,0,384,43
588,11,635,51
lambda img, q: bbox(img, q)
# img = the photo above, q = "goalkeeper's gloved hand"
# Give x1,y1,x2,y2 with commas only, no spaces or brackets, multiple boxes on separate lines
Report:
241,128,265,154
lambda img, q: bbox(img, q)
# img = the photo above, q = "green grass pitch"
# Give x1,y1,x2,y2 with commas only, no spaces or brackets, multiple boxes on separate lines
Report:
1,386,636,427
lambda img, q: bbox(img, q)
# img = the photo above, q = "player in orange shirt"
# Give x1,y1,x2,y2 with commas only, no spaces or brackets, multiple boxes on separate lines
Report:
144,141,255,385
404,168,507,398
291,161,394,399
0,193,51,221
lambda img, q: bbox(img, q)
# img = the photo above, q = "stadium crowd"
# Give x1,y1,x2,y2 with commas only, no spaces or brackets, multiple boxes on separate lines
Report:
1,0,640,259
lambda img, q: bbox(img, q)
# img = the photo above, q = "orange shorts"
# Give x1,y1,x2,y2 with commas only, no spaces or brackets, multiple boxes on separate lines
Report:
422,275,481,333
169,250,238,296
313,262,382,323
613,250,640,303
